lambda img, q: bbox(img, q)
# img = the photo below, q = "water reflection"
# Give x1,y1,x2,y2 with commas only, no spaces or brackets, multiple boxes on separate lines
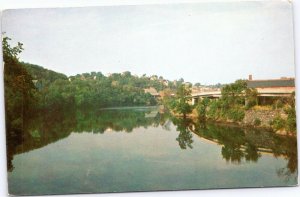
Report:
6,107,297,183
6,107,166,171
177,118,298,182
172,118,194,149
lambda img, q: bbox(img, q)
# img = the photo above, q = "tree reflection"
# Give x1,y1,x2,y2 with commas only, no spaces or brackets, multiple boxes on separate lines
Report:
6,108,298,183
244,143,261,162
190,119,297,179
6,107,165,171
221,145,244,164
276,136,298,182
172,117,194,149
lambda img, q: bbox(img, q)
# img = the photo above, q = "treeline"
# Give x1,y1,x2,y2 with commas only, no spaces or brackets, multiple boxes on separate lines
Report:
4,38,180,111
3,37,187,138
30,71,158,110
21,60,193,110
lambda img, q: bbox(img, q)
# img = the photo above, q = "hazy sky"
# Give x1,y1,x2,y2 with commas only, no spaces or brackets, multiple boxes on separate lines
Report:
2,1,295,84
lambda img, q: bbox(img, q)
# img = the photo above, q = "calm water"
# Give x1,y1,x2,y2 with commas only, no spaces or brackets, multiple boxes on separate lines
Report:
7,107,298,195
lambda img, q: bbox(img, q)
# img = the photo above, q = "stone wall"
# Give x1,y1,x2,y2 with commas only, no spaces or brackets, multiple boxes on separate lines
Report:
243,109,286,127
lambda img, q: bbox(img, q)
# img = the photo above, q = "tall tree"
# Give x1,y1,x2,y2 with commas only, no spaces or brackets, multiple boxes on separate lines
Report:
174,84,192,118
3,36,38,171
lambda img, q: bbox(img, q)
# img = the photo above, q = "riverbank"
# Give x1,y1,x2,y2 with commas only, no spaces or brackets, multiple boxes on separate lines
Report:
168,108,295,136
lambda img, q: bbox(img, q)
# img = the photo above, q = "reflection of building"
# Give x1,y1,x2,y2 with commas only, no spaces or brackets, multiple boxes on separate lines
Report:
144,87,160,97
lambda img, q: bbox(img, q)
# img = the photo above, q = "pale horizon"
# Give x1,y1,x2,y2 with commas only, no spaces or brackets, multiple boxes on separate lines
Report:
2,1,295,84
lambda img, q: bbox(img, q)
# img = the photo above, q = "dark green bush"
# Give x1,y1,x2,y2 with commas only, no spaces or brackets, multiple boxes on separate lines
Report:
227,107,245,122
253,118,261,126
196,98,210,120
270,116,286,131
207,100,222,120
285,107,296,132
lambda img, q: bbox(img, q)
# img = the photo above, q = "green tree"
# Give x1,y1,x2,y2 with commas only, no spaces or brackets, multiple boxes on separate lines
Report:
3,36,37,137
245,88,258,109
195,98,210,120
221,79,247,106
174,84,192,118
285,92,296,133
219,80,247,122
207,99,223,120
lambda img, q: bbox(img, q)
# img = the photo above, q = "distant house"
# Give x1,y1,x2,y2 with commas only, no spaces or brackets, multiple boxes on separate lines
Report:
144,87,160,97
246,75,295,105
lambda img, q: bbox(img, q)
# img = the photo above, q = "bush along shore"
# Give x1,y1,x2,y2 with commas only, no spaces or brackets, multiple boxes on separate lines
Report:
162,81,296,136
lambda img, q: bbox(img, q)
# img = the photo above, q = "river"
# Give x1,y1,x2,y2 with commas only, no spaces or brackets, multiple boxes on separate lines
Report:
7,107,297,195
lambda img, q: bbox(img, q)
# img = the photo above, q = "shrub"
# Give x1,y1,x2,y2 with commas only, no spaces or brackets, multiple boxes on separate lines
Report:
207,100,222,120
227,106,245,122
272,99,284,110
245,88,258,109
196,98,210,120
270,116,286,130
253,118,261,126
285,107,296,132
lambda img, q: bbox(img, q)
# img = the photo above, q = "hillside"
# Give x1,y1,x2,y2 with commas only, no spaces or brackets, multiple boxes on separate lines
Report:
22,62,68,87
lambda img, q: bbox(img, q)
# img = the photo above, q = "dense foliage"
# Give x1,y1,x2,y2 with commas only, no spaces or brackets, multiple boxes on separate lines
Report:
205,80,247,122
285,92,297,133
195,97,210,120
22,63,68,88
6,38,210,115
165,78,296,133
20,66,165,109
3,37,37,141
172,84,192,118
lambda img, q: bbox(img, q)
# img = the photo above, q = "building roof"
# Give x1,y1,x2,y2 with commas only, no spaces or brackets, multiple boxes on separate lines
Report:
247,78,295,88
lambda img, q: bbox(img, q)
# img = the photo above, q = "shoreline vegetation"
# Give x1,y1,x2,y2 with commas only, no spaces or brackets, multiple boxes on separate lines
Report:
3,36,296,143
163,83,296,136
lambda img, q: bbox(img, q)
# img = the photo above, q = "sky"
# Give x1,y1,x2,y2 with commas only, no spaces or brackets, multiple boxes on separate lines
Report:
1,1,295,84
